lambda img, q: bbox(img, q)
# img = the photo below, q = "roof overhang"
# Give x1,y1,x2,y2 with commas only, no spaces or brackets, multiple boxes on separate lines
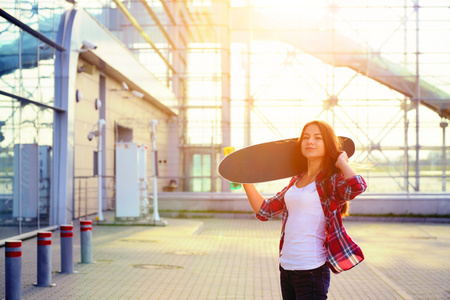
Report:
70,9,178,117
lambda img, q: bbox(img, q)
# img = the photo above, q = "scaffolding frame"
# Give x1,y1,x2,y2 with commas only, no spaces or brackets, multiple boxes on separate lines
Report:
17,0,448,194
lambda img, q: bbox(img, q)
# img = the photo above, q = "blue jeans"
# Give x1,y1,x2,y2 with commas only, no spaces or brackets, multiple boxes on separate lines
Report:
279,264,330,300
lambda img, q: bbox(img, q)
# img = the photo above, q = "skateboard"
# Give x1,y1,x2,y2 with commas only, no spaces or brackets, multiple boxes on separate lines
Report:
218,137,355,184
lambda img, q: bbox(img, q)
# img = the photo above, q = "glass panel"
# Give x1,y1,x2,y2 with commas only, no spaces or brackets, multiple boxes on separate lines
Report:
192,178,202,192
39,54,56,106
215,178,222,192
21,31,40,101
0,16,21,93
0,20,56,105
192,154,201,177
15,102,39,233
0,94,54,238
187,109,222,145
0,97,20,239
420,149,450,192
190,153,212,192
202,154,211,176
202,178,211,192
37,107,53,227
0,0,70,44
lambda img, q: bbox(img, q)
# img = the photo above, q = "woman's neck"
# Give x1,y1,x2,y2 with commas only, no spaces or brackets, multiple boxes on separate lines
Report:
306,159,322,177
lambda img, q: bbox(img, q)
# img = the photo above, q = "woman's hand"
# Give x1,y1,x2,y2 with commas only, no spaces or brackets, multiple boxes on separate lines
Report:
335,151,349,170
336,151,357,179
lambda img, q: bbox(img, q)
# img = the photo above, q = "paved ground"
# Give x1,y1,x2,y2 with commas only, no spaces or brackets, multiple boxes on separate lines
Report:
1,214,450,299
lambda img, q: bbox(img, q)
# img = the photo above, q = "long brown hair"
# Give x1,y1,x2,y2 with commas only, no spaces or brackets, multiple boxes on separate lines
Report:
298,120,349,217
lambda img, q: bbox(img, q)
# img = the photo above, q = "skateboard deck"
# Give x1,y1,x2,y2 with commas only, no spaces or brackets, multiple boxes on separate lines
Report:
218,136,354,184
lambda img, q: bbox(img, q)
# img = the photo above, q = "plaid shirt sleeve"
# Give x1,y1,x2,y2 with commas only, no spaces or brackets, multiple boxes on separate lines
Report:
326,174,367,274
255,176,297,221
332,174,367,209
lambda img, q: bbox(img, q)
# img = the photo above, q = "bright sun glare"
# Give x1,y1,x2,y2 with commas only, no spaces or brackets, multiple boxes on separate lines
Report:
186,0,449,154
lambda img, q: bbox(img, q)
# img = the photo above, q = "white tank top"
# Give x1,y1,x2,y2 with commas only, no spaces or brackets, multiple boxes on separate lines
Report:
280,181,327,270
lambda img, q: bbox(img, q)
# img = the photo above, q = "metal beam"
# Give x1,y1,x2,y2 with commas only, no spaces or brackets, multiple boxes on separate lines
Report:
0,90,65,112
112,0,176,74
138,0,186,66
0,9,66,52
159,0,177,26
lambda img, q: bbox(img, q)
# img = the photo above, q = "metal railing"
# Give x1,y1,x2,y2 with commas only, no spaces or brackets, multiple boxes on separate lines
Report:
74,176,116,219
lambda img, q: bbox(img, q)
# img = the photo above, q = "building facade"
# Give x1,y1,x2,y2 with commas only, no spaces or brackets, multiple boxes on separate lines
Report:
1,1,450,242
0,2,179,241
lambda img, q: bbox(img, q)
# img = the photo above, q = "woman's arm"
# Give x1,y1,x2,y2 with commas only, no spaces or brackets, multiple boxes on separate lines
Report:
243,184,265,213
335,151,357,179
334,151,367,202
244,177,296,219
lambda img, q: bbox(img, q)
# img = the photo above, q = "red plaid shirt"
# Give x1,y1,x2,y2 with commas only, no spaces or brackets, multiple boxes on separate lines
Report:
256,171,367,274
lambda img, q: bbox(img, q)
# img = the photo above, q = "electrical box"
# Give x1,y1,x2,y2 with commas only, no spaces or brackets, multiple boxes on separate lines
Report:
13,144,51,219
115,142,147,218
38,145,51,216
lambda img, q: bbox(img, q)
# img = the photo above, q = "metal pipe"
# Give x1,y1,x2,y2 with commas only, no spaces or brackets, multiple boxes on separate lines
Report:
441,121,448,191
85,180,88,217
404,103,410,193
78,179,81,218
97,119,105,221
414,0,420,191
150,120,160,222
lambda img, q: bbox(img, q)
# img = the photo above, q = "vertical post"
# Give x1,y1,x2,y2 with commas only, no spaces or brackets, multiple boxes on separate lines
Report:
78,179,81,218
97,119,106,221
402,2,409,194
35,231,54,287
244,39,252,147
414,1,420,191
138,145,148,217
403,101,410,193
150,119,160,222
80,220,93,263
60,225,74,273
220,7,231,192
441,121,448,191
85,179,88,217
5,240,22,300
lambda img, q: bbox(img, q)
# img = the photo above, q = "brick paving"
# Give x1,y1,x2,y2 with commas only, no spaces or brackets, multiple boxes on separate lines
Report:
1,215,450,299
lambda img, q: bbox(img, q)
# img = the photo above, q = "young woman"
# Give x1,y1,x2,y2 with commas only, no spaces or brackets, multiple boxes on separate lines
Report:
243,120,367,299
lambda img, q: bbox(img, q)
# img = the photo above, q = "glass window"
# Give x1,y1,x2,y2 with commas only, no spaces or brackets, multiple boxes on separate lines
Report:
0,17,20,92
0,0,69,44
0,94,54,239
191,153,211,192
0,22,56,106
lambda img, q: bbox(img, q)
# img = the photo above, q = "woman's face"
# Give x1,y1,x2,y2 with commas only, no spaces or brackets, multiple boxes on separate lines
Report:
301,124,326,160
